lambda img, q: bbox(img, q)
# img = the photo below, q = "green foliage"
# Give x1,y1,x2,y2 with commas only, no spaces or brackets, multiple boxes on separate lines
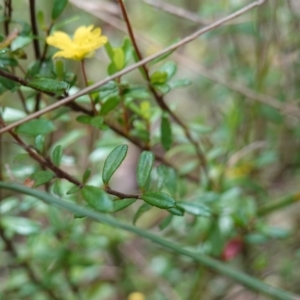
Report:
102,144,128,185
1,1,300,299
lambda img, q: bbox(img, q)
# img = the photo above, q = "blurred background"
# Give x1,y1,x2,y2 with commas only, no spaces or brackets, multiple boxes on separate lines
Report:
1,0,300,299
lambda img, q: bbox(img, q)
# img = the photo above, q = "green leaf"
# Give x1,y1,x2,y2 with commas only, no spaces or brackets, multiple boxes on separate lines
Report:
82,168,91,184
160,61,177,80
32,170,55,187
52,145,63,166
113,198,136,212
153,83,170,94
159,214,173,230
99,96,120,115
102,144,128,185
10,36,32,51
1,216,40,235
141,191,176,209
177,202,211,217
76,115,92,124
35,135,45,153
52,0,68,20
0,57,18,67
168,206,185,216
16,119,55,136
133,203,151,225
90,116,107,129
161,113,172,150
121,37,133,65
169,79,192,89
28,78,69,93
66,185,81,195
136,151,154,191
104,41,115,61
113,48,125,70
81,185,113,213
0,75,19,91
150,71,168,84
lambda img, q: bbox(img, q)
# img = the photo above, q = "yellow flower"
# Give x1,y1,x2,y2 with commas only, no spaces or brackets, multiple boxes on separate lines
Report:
127,292,145,300
46,25,108,60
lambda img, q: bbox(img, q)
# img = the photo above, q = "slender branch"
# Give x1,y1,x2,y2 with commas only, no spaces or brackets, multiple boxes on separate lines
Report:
81,60,97,113
117,0,209,179
0,182,296,300
0,0,269,135
105,187,140,199
29,0,41,59
4,0,12,35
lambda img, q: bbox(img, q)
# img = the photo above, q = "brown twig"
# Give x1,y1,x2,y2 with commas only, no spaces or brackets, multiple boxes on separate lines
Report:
29,0,41,59
4,0,12,35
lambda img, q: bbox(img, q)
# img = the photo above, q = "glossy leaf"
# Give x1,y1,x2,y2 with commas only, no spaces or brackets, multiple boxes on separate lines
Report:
32,170,55,187
35,135,45,153
177,202,211,217
136,151,154,191
141,191,176,209
66,185,81,195
168,206,185,216
102,144,128,185
113,198,136,212
161,113,172,150
52,145,63,167
16,119,55,136
52,0,68,20
82,168,91,184
99,96,120,115
81,185,113,213
28,78,69,93
160,61,177,80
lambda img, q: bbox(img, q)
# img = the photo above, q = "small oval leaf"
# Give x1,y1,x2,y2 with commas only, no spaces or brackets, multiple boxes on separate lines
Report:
52,0,68,20
99,96,120,116
35,135,45,153
136,151,154,191
141,191,176,209
32,170,55,187
113,198,136,212
161,114,172,150
16,119,55,136
82,168,91,184
52,145,63,167
81,185,113,213
102,145,128,185
177,202,211,217
28,78,69,93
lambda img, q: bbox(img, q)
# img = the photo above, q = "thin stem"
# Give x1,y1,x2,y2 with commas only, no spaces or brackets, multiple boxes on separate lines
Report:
4,0,12,35
81,59,97,113
117,77,130,133
29,0,41,59
0,182,296,300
